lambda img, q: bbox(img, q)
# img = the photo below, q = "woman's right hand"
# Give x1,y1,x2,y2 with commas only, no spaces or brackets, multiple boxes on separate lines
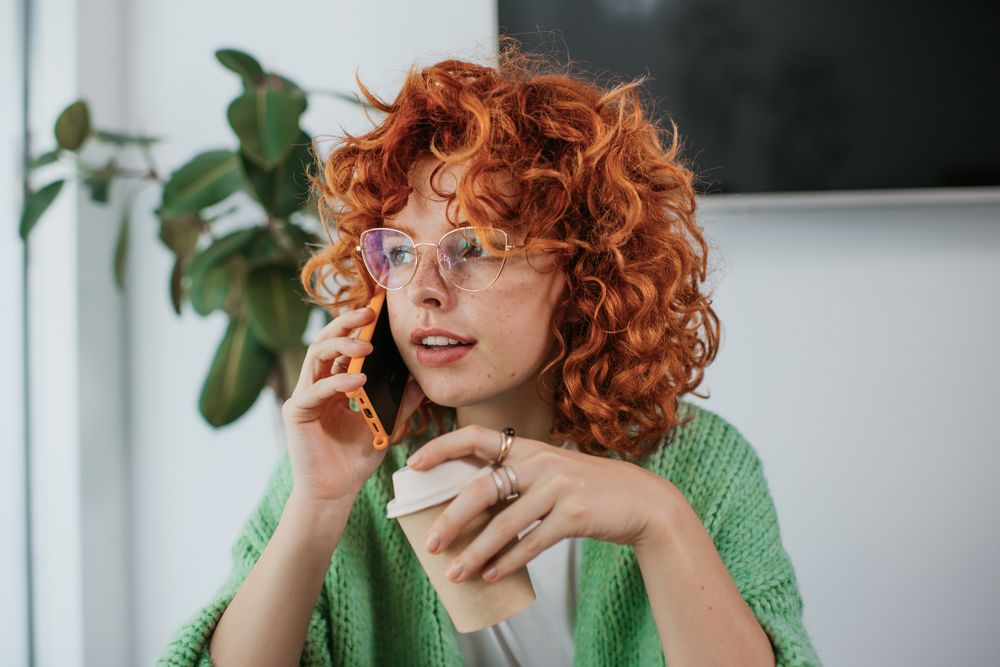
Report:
281,306,426,504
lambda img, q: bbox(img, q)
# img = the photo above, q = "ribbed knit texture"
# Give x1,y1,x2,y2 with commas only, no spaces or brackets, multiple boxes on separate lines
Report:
157,399,821,666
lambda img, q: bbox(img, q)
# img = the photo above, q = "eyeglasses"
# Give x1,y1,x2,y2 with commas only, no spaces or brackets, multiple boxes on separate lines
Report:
355,226,525,292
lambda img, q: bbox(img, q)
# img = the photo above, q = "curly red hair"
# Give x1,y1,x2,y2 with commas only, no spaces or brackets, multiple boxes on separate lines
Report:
300,39,720,462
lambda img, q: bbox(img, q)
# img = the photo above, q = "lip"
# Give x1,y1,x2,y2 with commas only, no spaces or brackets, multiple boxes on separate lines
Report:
409,327,477,345
415,342,475,367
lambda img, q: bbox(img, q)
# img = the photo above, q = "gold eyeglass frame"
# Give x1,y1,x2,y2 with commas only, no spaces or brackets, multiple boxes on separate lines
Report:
355,226,527,292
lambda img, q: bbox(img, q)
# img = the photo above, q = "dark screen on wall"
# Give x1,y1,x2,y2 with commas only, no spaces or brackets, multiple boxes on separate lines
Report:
499,0,1000,194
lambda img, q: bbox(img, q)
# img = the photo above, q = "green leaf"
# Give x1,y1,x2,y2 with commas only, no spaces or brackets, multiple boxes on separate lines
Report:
29,150,61,170
113,207,129,290
199,317,275,427
244,265,311,351
268,74,307,109
84,159,115,203
239,131,314,217
284,221,322,251
55,100,91,151
158,212,204,258
19,180,65,240
161,150,243,219
187,250,250,318
94,130,159,146
216,48,265,88
169,256,186,315
245,221,321,270
185,227,258,293
189,262,231,316
245,229,286,266
227,86,306,168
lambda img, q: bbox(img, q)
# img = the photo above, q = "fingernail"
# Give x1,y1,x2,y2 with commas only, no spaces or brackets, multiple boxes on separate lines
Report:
407,452,423,466
446,561,463,581
483,567,498,581
425,531,440,553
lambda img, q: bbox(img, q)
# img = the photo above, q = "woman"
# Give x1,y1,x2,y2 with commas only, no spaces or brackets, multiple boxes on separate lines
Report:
158,40,820,666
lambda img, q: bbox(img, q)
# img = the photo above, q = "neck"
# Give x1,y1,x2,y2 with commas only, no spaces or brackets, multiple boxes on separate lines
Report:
454,374,561,447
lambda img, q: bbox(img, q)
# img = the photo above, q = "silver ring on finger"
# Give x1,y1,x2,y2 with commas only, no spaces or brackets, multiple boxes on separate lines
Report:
501,465,520,500
490,469,507,504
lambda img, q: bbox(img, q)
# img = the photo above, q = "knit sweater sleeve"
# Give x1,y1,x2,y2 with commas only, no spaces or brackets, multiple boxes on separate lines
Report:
155,450,334,666
710,431,822,667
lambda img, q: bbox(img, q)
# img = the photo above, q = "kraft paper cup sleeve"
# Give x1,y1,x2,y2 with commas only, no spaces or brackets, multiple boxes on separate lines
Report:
387,457,536,632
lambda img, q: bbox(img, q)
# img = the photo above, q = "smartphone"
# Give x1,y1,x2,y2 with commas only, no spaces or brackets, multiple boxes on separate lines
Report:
345,288,411,450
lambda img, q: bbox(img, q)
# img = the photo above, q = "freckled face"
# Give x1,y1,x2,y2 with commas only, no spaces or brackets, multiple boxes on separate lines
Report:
385,158,567,408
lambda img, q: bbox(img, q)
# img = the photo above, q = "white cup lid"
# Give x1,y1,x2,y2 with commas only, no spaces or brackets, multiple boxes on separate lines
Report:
386,455,495,519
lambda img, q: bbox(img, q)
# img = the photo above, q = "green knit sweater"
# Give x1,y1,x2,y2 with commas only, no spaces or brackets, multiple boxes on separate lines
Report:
157,399,821,666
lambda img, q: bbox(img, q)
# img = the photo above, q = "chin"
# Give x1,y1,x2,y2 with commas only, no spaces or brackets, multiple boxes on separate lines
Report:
418,379,481,408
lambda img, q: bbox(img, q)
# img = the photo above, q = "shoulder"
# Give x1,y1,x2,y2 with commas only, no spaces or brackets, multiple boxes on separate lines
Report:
641,399,766,524
647,399,761,469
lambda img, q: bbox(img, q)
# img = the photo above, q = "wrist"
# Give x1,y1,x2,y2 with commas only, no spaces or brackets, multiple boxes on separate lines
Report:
632,476,684,559
285,490,355,549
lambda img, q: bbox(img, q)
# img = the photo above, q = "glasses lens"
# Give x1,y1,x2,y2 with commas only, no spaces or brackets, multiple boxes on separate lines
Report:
359,226,509,290
359,228,416,289
440,227,507,290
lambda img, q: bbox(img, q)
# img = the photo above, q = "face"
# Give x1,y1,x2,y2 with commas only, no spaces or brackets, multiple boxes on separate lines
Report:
384,157,568,408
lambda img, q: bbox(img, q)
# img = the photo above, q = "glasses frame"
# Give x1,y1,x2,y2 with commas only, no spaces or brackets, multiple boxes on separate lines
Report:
355,226,527,292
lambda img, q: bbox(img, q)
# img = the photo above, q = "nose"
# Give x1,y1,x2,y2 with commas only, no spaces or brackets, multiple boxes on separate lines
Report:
406,244,454,309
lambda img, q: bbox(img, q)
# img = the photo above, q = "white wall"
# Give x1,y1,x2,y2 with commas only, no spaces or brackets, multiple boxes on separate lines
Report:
1,0,29,664
693,191,1000,665
16,0,1000,665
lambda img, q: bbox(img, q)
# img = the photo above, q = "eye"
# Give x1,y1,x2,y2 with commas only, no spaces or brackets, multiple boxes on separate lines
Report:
383,245,414,267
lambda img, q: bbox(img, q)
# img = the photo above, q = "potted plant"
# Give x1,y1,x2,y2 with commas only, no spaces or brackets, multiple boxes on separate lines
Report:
19,48,372,427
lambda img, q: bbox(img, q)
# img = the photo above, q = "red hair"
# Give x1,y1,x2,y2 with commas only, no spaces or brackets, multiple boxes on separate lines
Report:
301,39,720,462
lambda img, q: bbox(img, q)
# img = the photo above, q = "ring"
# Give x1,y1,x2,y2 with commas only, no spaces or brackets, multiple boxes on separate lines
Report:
490,466,520,502
501,465,520,500
494,427,515,466
490,469,506,504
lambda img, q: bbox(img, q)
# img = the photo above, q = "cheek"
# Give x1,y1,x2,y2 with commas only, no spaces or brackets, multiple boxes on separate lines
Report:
481,294,558,374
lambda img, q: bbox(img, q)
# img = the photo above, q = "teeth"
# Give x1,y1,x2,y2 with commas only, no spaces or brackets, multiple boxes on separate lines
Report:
421,336,465,346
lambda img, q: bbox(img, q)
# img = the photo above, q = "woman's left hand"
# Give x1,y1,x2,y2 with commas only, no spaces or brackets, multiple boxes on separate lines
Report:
404,424,678,583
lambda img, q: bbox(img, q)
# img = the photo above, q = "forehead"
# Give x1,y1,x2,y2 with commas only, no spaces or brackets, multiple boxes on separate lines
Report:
385,157,515,239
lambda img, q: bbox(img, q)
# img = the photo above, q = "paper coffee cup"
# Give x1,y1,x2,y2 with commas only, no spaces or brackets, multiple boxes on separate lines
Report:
386,455,536,633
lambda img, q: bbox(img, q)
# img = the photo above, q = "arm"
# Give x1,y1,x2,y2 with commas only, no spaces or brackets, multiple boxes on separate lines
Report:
633,438,822,667
633,480,776,666
208,489,354,666
156,453,351,667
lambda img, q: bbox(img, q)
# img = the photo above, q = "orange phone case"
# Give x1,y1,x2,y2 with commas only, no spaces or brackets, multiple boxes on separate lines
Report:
345,289,394,450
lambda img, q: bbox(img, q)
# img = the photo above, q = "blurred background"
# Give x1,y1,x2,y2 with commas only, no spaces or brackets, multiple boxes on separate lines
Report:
2,0,998,665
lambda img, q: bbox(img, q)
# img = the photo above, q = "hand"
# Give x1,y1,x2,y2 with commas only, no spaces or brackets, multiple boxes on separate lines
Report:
281,306,426,504
405,424,674,583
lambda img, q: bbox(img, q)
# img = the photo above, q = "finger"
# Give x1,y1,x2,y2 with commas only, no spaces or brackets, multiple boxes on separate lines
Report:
315,306,375,344
407,424,511,470
283,371,367,422
477,511,564,583
424,473,505,555
443,487,556,583
297,306,373,387
296,334,372,392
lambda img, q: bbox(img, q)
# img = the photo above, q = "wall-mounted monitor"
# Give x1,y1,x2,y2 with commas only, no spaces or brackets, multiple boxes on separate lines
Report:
499,1,999,195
